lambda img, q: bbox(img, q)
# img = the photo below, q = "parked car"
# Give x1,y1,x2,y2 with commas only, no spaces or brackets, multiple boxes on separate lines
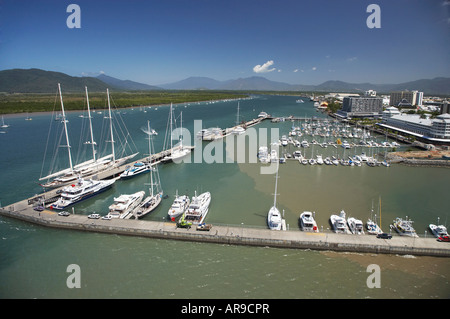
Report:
58,211,70,217
88,213,100,219
376,233,392,239
437,235,450,242
101,215,112,220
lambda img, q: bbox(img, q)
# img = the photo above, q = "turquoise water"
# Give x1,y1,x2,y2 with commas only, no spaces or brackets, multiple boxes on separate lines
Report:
0,94,449,299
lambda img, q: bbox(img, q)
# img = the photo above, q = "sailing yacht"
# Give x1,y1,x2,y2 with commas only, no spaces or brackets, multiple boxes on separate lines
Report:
366,198,383,235
1,116,9,128
184,191,211,224
50,177,116,210
162,105,192,163
267,163,282,230
107,191,145,219
232,102,246,135
168,190,190,220
133,121,163,219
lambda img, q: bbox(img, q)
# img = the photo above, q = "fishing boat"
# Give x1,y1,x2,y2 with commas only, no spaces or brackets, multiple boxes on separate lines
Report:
330,210,351,234
391,217,418,237
299,211,318,232
267,164,283,230
107,191,145,219
133,121,163,219
168,190,190,220
347,217,365,235
50,177,116,210
184,191,211,224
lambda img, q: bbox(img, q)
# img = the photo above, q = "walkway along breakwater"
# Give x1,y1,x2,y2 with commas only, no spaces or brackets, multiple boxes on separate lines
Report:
1,198,449,258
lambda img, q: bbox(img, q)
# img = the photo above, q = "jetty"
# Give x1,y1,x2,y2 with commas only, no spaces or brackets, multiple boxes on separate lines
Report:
1,197,449,258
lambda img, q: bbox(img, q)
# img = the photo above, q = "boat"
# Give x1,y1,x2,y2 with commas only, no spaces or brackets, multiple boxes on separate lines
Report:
341,141,351,149
316,155,324,165
296,99,304,103
330,210,351,234
293,150,302,159
270,149,278,163
162,106,192,163
107,191,145,219
39,86,138,189
267,164,283,230
347,217,365,234
299,211,318,232
308,158,316,165
429,218,448,238
301,140,309,148
133,121,163,219
301,158,308,165
168,190,190,220
184,191,211,224
258,111,269,118
232,102,246,135
197,127,223,141
50,177,116,210
258,146,270,163
367,197,383,235
119,162,150,179
281,135,288,146
1,116,9,128
391,217,418,237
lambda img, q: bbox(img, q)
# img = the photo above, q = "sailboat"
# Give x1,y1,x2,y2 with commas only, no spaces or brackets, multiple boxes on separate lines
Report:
1,116,10,128
267,163,282,230
133,121,163,219
162,104,191,163
366,198,383,235
39,86,138,188
232,102,246,135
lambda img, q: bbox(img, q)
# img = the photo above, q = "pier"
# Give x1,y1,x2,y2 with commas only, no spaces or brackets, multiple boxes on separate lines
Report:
1,198,449,258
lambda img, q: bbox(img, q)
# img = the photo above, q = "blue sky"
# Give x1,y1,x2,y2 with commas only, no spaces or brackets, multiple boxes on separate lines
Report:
1,0,449,85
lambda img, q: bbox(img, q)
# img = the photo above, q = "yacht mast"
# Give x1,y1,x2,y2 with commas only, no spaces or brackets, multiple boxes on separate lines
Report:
107,88,116,162
273,163,279,207
85,86,96,162
148,120,154,197
58,83,74,174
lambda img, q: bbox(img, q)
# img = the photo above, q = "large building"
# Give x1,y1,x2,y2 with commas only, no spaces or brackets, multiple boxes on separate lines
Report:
336,96,383,118
379,107,450,143
390,90,423,107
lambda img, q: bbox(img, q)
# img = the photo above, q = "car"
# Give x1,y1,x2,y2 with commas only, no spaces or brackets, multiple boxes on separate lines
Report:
437,235,450,242
376,233,392,239
88,213,100,219
101,215,112,220
58,211,70,217
34,206,45,212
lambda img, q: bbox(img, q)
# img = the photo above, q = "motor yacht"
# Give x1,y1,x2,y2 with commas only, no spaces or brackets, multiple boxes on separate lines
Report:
391,217,418,237
184,191,211,224
107,191,145,219
330,210,351,234
168,191,190,220
348,217,365,235
299,211,318,232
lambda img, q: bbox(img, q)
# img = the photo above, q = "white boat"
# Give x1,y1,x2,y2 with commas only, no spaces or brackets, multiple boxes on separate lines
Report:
50,177,116,210
120,162,150,179
133,120,163,219
258,111,269,118
162,106,192,163
168,190,190,220
316,155,324,165
324,157,331,165
301,140,309,148
308,158,316,165
391,217,418,237
267,163,283,230
40,86,138,189
366,219,383,235
296,99,304,103
281,135,288,146
330,210,351,234
299,211,318,232
301,158,308,165
341,141,351,149
258,146,270,163
293,150,302,159
107,191,145,219
270,149,278,163
232,102,246,135
429,219,448,238
1,116,10,128
184,191,211,224
197,127,223,141
347,217,365,235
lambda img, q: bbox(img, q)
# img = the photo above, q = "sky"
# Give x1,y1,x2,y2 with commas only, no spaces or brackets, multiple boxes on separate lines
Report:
0,0,449,85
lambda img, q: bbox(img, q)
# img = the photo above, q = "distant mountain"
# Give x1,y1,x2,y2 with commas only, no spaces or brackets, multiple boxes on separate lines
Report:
160,76,450,95
97,74,161,90
0,68,114,93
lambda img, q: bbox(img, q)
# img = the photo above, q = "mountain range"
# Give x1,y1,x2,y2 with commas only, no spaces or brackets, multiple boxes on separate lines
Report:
0,68,449,95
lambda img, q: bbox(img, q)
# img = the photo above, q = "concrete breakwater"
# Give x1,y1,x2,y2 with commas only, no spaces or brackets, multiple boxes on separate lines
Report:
1,200,449,258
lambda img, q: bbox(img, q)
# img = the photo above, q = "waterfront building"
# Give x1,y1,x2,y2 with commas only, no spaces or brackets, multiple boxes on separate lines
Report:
378,109,450,144
390,90,423,107
336,96,383,119
441,101,449,114
365,90,376,97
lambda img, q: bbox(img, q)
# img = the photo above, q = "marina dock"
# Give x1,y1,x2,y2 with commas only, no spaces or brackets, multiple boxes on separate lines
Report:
1,198,449,258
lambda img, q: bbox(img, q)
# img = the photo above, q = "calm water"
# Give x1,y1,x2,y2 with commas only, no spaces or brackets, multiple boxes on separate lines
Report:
0,94,449,299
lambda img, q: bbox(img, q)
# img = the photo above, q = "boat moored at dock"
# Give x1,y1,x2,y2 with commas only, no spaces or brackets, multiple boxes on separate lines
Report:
330,210,351,234
347,217,365,235
299,211,318,232
184,191,211,224
107,191,145,219
391,217,418,237
168,191,190,220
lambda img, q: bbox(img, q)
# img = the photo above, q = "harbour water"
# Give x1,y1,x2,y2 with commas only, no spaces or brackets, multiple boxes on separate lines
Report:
0,94,449,299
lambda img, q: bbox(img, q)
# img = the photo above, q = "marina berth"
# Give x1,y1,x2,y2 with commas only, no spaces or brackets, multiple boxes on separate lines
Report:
107,191,145,219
